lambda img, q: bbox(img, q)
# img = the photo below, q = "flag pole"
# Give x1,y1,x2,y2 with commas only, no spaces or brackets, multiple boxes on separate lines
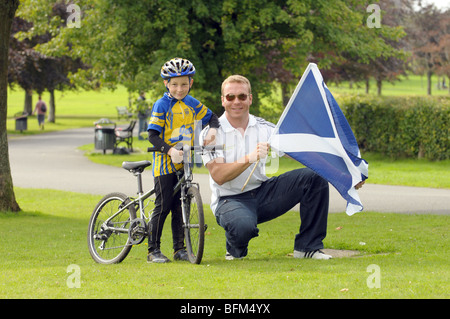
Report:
241,159,260,192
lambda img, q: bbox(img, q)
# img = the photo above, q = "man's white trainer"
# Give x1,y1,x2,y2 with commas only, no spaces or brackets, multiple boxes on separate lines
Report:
225,252,243,260
293,249,332,260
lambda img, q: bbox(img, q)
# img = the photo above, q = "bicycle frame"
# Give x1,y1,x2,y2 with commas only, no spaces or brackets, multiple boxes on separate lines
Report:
99,144,218,238
88,142,222,264
100,148,188,236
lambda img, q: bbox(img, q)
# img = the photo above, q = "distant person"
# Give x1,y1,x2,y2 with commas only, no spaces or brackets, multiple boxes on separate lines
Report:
33,95,47,130
136,91,150,140
146,57,220,263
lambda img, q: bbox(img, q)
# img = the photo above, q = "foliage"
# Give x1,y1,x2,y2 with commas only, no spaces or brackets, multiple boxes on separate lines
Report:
340,94,450,160
405,3,450,95
8,16,83,95
16,0,406,115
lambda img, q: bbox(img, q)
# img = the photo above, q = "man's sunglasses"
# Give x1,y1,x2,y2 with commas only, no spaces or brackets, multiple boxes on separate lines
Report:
224,93,250,102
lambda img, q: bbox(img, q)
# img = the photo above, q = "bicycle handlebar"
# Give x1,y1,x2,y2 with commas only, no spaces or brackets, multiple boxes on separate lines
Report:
147,146,162,153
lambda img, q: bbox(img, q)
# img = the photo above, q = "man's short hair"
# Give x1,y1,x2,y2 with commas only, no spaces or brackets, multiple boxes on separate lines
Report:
221,75,252,95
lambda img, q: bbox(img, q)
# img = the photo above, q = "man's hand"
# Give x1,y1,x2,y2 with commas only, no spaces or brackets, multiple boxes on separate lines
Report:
248,142,270,163
203,127,217,146
168,147,184,164
355,181,365,190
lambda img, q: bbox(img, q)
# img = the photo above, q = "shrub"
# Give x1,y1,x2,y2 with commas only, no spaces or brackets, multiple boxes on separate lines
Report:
339,95,449,160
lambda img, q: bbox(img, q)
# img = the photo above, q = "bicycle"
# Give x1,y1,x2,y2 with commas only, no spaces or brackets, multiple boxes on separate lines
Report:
87,143,218,265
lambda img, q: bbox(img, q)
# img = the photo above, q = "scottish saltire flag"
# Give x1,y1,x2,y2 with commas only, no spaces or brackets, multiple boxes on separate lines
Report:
270,63,368,215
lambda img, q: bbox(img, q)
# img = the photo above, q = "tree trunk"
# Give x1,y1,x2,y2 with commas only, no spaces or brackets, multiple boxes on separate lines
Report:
48,89,55,123
427,70,432,96
24,89,32,114
281,82,290,107
376,78,382,96
0,0,21,212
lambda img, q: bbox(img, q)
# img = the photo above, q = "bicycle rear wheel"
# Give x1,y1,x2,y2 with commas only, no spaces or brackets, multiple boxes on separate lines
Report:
87,192,137,264
184,186,205,264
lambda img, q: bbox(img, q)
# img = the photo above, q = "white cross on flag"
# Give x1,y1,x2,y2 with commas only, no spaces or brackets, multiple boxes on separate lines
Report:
270,63,369,215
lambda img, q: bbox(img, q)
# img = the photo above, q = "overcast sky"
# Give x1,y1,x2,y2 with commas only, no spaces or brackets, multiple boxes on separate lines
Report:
421,0,449,10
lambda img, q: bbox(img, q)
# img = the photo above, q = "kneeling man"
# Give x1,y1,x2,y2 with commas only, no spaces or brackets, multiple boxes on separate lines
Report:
200,75,335,260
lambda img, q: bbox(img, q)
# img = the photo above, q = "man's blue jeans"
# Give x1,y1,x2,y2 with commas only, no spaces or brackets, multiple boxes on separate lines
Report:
215,168,329,258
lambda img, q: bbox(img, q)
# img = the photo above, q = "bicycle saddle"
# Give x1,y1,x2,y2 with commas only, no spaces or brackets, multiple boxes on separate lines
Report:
122,160,152,173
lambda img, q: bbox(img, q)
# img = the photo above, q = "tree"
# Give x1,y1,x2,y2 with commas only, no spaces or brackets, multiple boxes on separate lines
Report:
435,8,450,93
10,5,86,123
8,17,40,114
320,0,410,96
0,0,21,212
406,3,448,95
18,0,407,113
365,0,410,95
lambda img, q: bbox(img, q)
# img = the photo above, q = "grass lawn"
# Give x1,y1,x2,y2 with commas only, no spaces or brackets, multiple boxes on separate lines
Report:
6,86,132,135
0,188,448,299
7,85,130,117
327,74,450,97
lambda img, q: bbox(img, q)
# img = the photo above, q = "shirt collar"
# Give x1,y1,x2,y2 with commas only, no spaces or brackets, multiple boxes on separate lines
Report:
220,113,257,133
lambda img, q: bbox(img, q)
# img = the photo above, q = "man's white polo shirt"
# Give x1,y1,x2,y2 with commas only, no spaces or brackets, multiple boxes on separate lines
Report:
200,113,277,215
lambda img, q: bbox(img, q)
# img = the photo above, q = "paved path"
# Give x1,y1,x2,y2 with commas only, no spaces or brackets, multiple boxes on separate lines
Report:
8,127,450,215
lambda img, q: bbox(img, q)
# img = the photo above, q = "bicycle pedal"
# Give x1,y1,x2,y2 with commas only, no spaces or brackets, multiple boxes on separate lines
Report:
94,233,108,241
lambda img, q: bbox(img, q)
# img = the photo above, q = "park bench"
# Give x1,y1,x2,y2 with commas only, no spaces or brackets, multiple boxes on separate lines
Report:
114,120,136,152
116,106,133,120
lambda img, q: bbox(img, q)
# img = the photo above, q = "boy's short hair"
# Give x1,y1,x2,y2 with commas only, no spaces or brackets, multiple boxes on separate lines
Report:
221,75,252,95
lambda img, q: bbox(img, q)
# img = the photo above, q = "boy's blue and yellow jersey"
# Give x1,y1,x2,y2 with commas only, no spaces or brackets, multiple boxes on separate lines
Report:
147,93,212,177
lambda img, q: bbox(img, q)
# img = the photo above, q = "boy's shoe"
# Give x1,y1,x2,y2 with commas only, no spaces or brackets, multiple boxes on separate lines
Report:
147,250,171,263
173,249,190,261
293,249,332,260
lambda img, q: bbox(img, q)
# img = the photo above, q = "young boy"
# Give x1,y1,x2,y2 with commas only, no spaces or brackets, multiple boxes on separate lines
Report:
146,58,219,263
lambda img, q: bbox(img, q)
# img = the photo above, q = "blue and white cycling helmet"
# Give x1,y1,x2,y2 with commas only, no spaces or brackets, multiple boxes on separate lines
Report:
160,57,196,80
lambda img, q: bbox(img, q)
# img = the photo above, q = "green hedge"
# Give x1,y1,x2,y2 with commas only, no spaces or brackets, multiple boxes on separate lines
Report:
339,95,450,160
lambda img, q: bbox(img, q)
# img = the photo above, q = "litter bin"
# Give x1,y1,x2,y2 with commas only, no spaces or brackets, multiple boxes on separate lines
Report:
94,118,116,154
15,112,28,132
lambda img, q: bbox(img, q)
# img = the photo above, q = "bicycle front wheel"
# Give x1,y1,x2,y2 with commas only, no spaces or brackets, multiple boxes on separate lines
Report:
184,186,205,264
87,192,137,264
